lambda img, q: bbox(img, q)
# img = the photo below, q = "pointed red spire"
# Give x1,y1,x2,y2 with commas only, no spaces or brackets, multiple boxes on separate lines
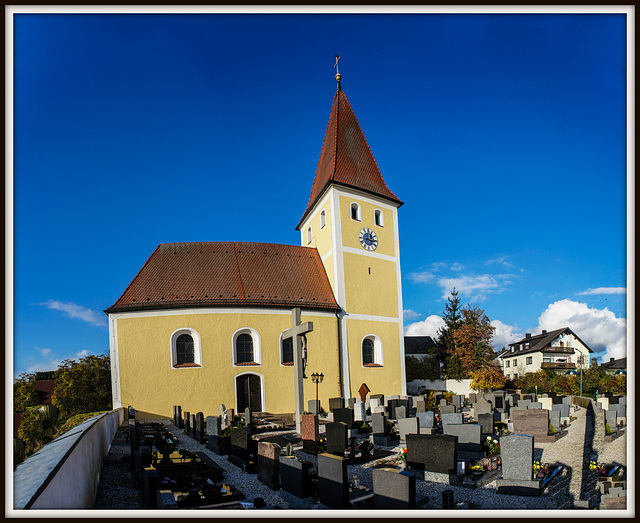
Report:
297,88,402,229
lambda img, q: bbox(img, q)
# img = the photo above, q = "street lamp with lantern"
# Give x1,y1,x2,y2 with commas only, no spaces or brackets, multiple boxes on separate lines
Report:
311,372,324,414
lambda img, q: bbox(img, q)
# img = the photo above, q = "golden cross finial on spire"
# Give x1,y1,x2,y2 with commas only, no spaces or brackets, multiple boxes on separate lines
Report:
334,54,342,90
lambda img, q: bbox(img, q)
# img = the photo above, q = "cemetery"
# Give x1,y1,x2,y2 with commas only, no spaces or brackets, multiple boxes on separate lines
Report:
75,389,628,511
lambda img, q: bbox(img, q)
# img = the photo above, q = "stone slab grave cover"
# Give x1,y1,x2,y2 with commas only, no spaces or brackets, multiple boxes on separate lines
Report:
257,441,281,490
477,413,494,435
406,434,458,475
279,455,313,498
301,414,319,453
317,453,349,509
329,397,344,412
373,468,416,509
441,412,463,429
332,407,354,429
496,434,543,496
443,423,482,453
416,411,434,429
326,421,348,456
398,417,419,443
511,409,549,441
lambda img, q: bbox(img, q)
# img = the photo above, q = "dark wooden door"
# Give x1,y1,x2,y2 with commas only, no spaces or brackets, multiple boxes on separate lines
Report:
236,374,262,412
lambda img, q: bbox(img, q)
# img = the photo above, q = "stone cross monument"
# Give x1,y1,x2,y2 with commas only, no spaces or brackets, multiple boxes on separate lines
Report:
282,308,314,434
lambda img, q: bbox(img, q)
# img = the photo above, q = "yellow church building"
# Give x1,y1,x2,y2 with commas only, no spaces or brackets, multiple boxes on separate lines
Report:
106,69,406,419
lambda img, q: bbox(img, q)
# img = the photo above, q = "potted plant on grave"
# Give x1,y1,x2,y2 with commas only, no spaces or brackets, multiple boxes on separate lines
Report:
589,460,607,478
605,423,613,436
158,476,178,492
548,423,556,436
470,462,486,477
532,461,551,479
358,421,372,434
484,436,500,456
397,447,407,469
318,436,327,453
358,439,374,456
179,448,197,462
155,434,178,462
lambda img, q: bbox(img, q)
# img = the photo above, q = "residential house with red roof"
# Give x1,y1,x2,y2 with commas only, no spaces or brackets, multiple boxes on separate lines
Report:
105,67,406,418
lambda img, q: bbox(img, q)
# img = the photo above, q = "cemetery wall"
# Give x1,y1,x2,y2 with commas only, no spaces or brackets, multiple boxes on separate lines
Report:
13,408,125,510
406,379,473,396
112,309,340,417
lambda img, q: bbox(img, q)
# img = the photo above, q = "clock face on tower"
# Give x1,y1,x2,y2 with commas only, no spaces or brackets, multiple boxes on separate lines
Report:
359,227,379,251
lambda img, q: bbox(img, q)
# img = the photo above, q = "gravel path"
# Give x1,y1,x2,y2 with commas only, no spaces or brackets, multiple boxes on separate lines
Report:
93,405,627,511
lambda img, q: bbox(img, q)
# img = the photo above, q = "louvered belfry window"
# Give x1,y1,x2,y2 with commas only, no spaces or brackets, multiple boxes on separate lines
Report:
176,333,195,365
237,333,254,363
363,338,374,365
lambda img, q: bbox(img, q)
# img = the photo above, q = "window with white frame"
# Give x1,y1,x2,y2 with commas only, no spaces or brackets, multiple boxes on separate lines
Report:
170,328,202,368
232,328,261,366
320,210,326,229
374,209,384,227
280,333,294,366
505,360,510,368
307,227,312,244
526,356,533,365
362,335,383,367
351,202,361,221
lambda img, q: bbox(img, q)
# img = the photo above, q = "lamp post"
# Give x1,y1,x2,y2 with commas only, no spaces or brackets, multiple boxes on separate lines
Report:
311,372,324,414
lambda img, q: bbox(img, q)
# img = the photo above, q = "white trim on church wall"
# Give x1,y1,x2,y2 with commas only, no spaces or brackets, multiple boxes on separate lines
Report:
361,333,384,367
169,327,202,369
233,371,266,413
344,312,400,323
108,316,121,408
231,327,261,366
341,246,396,263
393,204,407,395
107,307,337,321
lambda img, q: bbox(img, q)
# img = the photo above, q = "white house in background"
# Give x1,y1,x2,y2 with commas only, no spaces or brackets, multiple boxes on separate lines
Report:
498,327,593,380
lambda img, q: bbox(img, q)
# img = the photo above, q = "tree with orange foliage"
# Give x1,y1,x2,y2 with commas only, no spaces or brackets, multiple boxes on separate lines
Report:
451,305,496,379
471,366,507,390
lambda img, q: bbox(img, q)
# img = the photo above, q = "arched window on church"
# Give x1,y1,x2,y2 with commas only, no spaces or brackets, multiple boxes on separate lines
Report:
320,210,326,229
351,202,361,221
170,328,202,368
374,209,384,227
281,335,294,365
233,328,261,366
362,335,383,367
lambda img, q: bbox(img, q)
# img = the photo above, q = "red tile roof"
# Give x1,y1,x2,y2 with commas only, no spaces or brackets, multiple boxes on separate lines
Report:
34,379,56,404
297,88,402,229
105,242,341,314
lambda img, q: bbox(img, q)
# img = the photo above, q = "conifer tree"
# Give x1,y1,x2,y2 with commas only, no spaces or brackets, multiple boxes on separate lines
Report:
437,288,463,378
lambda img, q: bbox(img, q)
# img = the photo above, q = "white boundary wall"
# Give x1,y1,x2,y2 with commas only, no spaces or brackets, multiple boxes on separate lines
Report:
407,378,473,397
13,408,125,510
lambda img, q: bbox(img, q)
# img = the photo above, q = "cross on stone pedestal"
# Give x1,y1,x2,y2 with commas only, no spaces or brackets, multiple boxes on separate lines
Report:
282,308,314,434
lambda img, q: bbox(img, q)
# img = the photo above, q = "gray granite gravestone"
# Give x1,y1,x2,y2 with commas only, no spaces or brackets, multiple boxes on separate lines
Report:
373,468,416,509
469,393,477,404
548,410,561,432
317,453,349,508
441,412,463,428
440,405,456,414
415,398,426,413
452,395,463,410
552,403,570,419
416,411,434,429
308,399,321,415
372,412,388,435
500,434,534,481
528,402,543,409
332,408,354,429
605,409,618,428
396,406,408,419
398,417,419,443
473,394,492,416
443,423,482,453
477,412,494,435
609,403,626,419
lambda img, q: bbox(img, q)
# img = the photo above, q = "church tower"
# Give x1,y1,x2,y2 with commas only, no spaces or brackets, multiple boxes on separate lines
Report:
296,60,406,398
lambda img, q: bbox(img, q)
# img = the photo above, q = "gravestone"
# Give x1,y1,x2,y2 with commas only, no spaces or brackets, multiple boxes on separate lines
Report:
279,455,313,498
370,397,382,412
440,405,456,414
301,414,319,453
354,400,366,422
218,404,228,430
548,410,561,432
443,423,482,453
416,411,434,429
406,434,458,475
329,397,345,411
609,404,626,419
493,394,505,412
257,441,281,490
370,393,384,405
441,412,463,429
333,408,354,429
183,412,190,435
511,409,549,440
473,394,492,416
205,415,225,454
561,396,572,405
528,402,543,410
317,453,349,509
308,399,321,415
195,412,206,443
539,397,553,411
373,468,416,509
452,395,463,410
372,412,388,435
605,409,617,428
189,413,196,436
469,393,477,404
395,406,408,420
618,396,627,405
325,421,348,456
552,403,570,419
228,427,255,472
347,398,356,409
388,399,409,420
173,406,181,427
398,417,419,443
244,408,253,432
415,398,426,413
477,413,494,435
500,434,534,481
142,467,160,509
518,399,532,409
227,408,235,426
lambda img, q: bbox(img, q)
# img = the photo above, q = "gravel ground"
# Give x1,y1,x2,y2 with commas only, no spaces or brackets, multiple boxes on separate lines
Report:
93,405,627,511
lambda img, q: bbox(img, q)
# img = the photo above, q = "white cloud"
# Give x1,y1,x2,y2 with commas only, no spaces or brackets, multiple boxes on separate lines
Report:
485,255,514,269
578,287,626,296
403,309,421,321
75,349,91,359
38,348,53,357
491,320,522,350
536,299,627,362
39,300,107,327
26,347,61,374
437,274,512,301
450,263,465,272
404,315,445,337
406,271,435,284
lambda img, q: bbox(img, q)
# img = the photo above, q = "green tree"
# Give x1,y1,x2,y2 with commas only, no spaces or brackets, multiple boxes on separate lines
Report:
13,373,41,412
17,407,56,457
52,354,112,418
437,288,463,378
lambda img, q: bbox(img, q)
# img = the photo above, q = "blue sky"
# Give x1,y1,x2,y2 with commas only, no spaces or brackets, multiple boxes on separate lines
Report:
9,7,631,379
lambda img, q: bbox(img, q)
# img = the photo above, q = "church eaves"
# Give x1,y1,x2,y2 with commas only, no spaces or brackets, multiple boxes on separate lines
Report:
297,88,403,230
105,242,341,314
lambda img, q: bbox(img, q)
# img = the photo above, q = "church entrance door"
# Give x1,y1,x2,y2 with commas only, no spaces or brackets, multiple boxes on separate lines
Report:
236,373,262,412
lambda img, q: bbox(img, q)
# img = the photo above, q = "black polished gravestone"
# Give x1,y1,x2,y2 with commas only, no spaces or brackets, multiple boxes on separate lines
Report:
173,406,182,428
325,421,348,456
477,413,494,435
279,455,313,498
373,468,417,509
183,412,190,435
227,427,256,473
317,453,349,509
194,412,206,443
387,399,410,420
406,434,458,475
332,407,354,429
205,416,228,455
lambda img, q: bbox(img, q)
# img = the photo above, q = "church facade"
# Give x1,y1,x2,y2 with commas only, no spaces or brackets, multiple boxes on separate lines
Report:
106,74,406,419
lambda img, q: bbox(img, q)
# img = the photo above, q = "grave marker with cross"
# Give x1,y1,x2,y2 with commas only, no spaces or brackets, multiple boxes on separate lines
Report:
282,308,314,434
